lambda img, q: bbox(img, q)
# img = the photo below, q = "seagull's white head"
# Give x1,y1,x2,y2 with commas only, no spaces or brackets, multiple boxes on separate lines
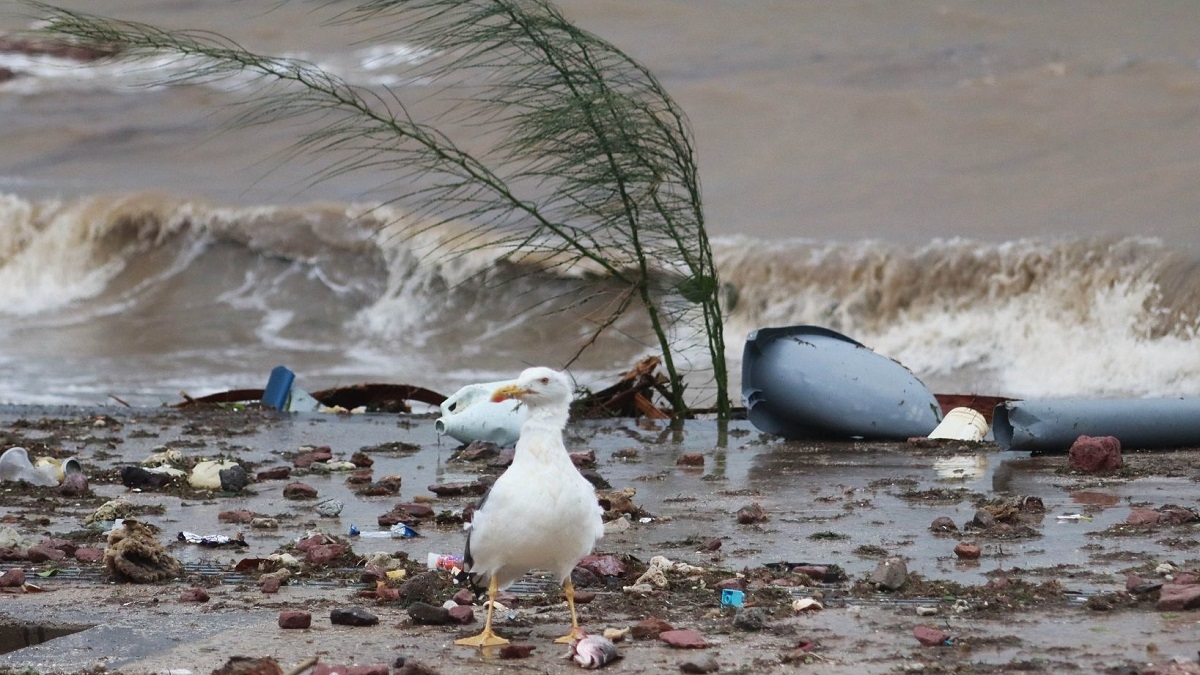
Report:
491,367,572,410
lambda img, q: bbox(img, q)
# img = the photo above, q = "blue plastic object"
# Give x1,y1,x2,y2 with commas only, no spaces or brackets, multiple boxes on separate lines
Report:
261,366,296,411
742,325,942,440
993,398,1200,452
720,589,745,608
349,524,361,537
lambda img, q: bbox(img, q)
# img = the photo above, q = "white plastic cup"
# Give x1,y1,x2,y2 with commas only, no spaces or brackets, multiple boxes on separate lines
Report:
927,407,989,441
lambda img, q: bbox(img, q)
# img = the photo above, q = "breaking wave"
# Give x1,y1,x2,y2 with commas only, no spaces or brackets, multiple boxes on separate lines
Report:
2,190,1199,404
716,236,1200,399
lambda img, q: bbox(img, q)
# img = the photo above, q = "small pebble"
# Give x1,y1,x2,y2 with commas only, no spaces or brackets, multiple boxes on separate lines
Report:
330,606,379,626
679,653,719,673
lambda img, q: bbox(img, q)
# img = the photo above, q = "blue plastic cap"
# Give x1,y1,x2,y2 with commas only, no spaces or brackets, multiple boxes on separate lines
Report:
720,589,745,607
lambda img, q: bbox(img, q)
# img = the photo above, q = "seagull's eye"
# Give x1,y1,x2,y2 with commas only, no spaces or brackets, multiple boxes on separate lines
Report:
539,377,550,385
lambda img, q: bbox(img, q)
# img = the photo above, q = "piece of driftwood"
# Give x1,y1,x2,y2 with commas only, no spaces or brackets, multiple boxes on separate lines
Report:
572,356,671,420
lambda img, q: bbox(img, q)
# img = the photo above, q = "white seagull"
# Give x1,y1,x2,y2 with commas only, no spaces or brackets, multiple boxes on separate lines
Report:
455,367,604,648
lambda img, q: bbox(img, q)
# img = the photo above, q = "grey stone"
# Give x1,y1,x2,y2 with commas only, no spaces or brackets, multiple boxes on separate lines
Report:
870,557,908,590
330,606,379,626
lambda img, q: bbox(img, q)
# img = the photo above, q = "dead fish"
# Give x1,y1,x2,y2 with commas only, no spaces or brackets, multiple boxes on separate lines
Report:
565,634,621,669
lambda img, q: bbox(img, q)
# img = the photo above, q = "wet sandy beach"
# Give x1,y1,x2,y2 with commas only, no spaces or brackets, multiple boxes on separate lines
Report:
0,404,1197,674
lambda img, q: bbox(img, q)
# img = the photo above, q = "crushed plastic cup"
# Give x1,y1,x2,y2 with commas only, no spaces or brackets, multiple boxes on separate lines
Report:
927,407,989,441
390,523,420,538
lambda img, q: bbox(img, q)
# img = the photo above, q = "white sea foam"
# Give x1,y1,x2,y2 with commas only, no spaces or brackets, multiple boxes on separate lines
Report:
715,235,1200,399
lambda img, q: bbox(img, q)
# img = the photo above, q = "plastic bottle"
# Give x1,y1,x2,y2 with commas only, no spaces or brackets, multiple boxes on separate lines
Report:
427,552,464,571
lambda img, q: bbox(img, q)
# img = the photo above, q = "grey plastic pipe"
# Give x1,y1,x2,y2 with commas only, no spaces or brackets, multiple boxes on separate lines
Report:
992,398,1200,452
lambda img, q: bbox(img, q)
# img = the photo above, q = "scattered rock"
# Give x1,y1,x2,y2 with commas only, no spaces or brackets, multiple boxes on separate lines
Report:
283,482,318,500
968,509,996,529
579,469,612,489
350,451,374,468
736,502,768,524
304,544,348,566
870,558,908,591
1128,509,1162,526
74,548,103,564
397,571,448,607
929,516,958,533
60,469,88,496
219,465,251,492
679,653,719,673
452,588,476,605
330,606,379,626
219,510,257,524
260,578,281,594
791,565,831,582
457,441,500,462
256,466,291,481
1068,435,1122,472
498,644,536,659
408,602,453,625
0,568,24,587
660,629,708,649
211,656,284,675
702,537,722,551
278,607,312,629
732,607,767,631
179,587,210,602
631,617,674,639
358,476,403,496
315,499,344,518
953,543,981,560
913,624,950,646
569,450,596,467
447,605,475,624
676,453,705,467
293,448,334,468
1126,573,1163,595
489,450,515,468
120,466,172,490
427,480,488,497
1156,584,1200,611
25,545,65,563
577,554,626,578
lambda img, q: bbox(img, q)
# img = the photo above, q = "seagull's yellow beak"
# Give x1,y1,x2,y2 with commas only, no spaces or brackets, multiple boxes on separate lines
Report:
491,383,528,403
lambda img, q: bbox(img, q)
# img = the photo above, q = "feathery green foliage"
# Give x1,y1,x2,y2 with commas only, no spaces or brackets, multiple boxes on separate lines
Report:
31,0,730,418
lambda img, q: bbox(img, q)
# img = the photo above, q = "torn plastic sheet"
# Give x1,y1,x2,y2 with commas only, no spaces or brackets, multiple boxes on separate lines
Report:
992,398,1200,452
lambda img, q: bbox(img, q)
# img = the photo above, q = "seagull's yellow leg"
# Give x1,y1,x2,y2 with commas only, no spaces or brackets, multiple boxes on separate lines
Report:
455,575,510,647
553,578,587,644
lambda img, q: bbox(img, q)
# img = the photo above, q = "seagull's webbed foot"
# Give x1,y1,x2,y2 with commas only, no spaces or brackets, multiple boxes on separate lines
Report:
553,626,587,644
455,629,510,647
